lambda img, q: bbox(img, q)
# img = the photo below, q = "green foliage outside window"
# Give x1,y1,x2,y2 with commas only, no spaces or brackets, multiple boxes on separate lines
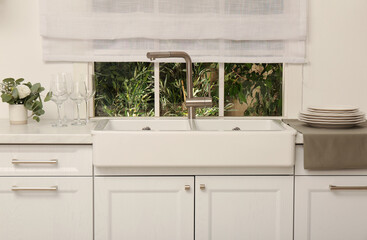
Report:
94,62,282,117
224,63,283,116
95,62,154,117
159,62,219,117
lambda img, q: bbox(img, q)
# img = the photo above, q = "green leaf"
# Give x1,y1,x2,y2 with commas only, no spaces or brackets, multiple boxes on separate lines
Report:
31,101,42,111
24,100,33,110
33,116,40,122
44,92,52,102
11,88,19,99
15,78,24,84
31,83,41,94
1,93,12,102
27,95,38,102
3,78,15,83
34,109,45,116
8,99,17,105
24,82,32,88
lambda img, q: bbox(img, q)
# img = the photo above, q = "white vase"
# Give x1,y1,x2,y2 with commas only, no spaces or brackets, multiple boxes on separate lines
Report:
9,104,28,125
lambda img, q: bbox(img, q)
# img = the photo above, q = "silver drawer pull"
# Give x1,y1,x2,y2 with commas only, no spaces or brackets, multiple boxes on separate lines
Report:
12,159,58,164
329,185,367,191
11,186,58,191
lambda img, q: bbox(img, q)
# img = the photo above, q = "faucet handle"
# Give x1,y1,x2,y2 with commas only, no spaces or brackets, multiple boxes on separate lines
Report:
186,97,212,108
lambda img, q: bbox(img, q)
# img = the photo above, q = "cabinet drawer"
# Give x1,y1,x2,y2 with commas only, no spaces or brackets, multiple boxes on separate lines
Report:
0,145,92,176
0,177,93,240
295,176,367,240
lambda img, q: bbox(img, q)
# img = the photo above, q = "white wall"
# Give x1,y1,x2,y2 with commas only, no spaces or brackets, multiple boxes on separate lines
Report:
1,0,367,120
0,0,73,119
303,0,367,112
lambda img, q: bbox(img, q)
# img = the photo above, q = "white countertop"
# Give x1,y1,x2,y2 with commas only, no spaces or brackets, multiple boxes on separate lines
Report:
295,133,304,144
0,119,96,144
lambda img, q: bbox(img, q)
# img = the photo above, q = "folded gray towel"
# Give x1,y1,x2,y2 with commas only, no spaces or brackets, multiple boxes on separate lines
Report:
283,119,367,170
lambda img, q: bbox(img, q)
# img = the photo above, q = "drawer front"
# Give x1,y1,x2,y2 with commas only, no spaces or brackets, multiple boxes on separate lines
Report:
0,145,92,176
0,177,93,240
295,176,367,240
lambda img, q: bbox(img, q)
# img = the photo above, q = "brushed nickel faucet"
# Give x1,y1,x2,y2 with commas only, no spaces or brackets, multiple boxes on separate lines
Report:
146,51,212,120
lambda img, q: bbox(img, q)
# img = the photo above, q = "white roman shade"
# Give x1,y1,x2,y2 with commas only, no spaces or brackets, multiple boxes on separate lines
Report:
40,0,307,63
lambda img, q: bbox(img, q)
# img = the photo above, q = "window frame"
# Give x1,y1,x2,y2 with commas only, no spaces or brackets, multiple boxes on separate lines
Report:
83,62,302,119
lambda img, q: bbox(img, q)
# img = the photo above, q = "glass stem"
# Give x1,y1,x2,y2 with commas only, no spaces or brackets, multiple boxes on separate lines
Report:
85,100,89,124
57,104,62,125
76,103,81,123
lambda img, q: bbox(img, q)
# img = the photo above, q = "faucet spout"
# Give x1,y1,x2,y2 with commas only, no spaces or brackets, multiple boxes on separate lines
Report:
147,51,206,120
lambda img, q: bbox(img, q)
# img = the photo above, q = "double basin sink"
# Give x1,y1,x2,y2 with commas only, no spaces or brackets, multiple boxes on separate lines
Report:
92,119,296,168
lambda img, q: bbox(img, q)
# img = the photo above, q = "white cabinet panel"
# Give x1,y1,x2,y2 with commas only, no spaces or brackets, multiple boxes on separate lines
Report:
0,145,92,176
195,176,293,240
95,177,194,240
0,177,93,240
295,176,367,240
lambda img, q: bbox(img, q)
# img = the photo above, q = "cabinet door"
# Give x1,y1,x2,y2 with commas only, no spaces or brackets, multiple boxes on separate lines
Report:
95,177,194,240
295,176,367,240
0,177,93,240
196,176,293,240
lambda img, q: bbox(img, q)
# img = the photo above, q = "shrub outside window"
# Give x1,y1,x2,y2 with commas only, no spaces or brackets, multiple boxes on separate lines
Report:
94,62,282,117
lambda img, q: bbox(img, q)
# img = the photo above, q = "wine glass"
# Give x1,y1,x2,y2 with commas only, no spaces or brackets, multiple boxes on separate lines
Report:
50,73,69,127
69,78,86,126
79,74,96,124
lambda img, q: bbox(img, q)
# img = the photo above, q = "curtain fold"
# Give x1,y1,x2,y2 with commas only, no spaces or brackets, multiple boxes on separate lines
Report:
40,0,307,63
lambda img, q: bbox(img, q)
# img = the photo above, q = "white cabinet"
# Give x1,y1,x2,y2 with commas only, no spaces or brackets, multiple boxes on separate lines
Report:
95,177,194,240
0,177,93,240
295,176,367,240
95,176,293,240
195,176,294,240
0,144,93,240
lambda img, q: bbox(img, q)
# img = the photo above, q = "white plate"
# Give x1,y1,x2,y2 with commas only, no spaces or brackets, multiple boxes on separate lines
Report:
300,117,365,122
299,117,366,124
305,123,360,129
299,113,365,119
299,119,365,128
299,114,365,121
300,110,365,117
299,118,366,124
308,105,359,111
299,117,365,124
299,115,365,122
307,109,360,114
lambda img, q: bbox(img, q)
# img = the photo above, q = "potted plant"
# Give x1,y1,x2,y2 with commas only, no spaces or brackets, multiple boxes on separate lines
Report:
0,78,52,124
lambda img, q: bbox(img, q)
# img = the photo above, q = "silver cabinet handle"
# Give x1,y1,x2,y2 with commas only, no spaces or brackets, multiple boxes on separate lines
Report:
184,185,191,191
329,185,367,191
12,159,58,164
11,186,58,191
200,184,206,190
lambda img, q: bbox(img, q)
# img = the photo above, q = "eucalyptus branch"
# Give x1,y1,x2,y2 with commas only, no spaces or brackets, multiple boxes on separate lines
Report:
1,78,51,122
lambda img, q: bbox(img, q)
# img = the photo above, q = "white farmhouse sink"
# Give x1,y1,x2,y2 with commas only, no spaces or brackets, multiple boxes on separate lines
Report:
92,119,296,168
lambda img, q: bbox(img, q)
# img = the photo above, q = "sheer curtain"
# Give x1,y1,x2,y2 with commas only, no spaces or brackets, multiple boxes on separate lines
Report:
40,0,307,63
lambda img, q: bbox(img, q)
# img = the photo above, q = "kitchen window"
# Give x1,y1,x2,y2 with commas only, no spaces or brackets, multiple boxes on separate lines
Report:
94,62,282,117
40,0,302,117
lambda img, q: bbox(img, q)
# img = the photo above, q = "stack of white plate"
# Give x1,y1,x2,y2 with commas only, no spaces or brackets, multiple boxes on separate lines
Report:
299,106,366,128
